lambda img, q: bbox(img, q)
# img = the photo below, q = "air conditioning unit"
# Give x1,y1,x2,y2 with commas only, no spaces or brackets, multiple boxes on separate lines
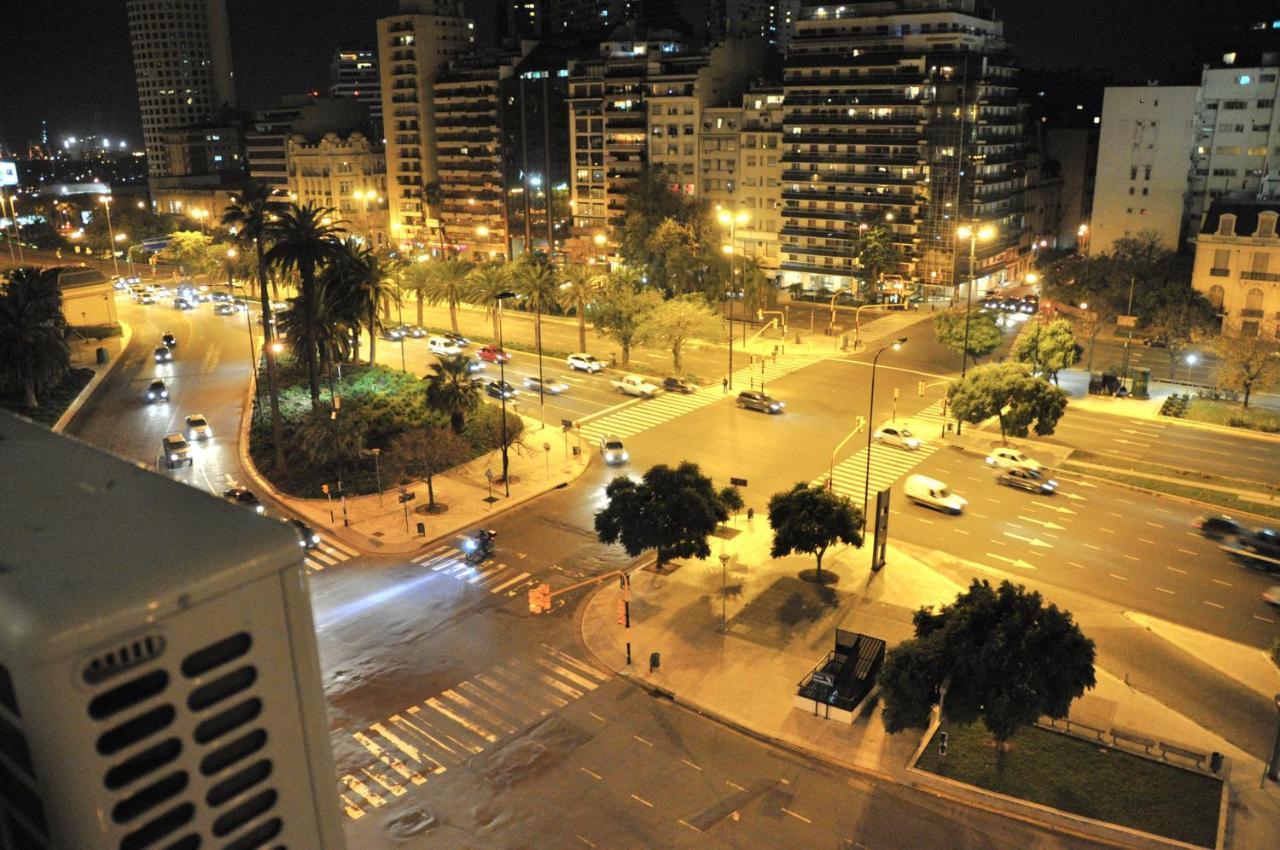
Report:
0,413,345,850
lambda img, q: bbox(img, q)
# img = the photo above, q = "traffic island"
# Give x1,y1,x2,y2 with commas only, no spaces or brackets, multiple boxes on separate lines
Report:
914,722,1224,848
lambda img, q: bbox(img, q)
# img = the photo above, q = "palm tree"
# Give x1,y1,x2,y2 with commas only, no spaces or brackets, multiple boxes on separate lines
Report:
0,268,70,409
277,275,355,381
513,256,559,366
423,182,448,256
222,181,287,471
400,261,432,327
335,239,404,365
426,353,481,434
265,204,346,406
558,263,604,353
466,260,513,340
422,258,474,334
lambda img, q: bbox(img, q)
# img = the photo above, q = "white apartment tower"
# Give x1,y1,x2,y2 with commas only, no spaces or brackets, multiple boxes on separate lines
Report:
376,0,476,248
125,0,237,180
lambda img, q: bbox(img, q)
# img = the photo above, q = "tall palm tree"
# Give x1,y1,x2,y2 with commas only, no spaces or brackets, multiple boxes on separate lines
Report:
423,258,474,334
222,181,287,472
277,276,355,380
426,353,481,434
400,261,432,327
0,268,70,409
335,239,404,365
558,263,604,353
466,260,512,340
265,203,346,406
513,256,559,365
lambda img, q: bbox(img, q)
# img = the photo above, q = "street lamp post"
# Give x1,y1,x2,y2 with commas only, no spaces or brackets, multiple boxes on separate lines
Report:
718,208,749,390
116,233,129,275
954,224,995,435
864,338,907,533
100,195,119,276
0,190,15,263
2,191,24,263
495,291,517,497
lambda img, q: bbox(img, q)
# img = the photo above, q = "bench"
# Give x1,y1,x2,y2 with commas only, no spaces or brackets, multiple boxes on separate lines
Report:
1159,741,1212,770
1111,726,1158,755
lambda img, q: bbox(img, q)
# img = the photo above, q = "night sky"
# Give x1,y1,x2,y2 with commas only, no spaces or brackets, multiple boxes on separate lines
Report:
0,0,1216,154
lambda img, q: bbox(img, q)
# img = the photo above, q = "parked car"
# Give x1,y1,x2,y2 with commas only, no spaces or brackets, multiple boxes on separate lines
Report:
662,376,696,394
996,467,1057,495
612,374,660,398
145,379,169,402
903,474,966,514
210,292,233,304
161,433,193,468
223,487,265,514
154,345,173,363
523,375,569,394
736,390,784,413
485,380,517,399
1141,336,1169,348
184,413,211,441
1193,515,1243,541
478,344,510,363
567,352,603,373
428,335,461,355
985,446,1043,472
599,434,628,465
873,424,920,450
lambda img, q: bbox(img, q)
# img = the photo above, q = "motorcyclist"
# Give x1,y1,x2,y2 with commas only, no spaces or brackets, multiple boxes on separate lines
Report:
474,528,496,554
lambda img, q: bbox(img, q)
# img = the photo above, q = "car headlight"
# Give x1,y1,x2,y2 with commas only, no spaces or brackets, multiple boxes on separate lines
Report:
169,454,178,461
620,451,629,461
189,430,196,438
254,505,265,514
148,393,155,399
298,539,308,547
311,534,320,544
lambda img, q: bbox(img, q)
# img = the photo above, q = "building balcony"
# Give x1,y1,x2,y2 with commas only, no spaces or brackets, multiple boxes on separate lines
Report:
1240,270,1280,282
782,170,917,186
1241,308,1266,318
1209,267,1230,277
782,188,920,206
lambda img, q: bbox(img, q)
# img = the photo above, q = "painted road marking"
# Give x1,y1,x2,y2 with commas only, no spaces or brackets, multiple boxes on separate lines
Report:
783,808,812,824
631,794,654,808
1178,548,1198,556
679,819,703,832
1167,566,1188,574
580,767,602,780
425,697,498,743
682,758,703,771
726,780,747,792
489,571,530,594
1156,587,1176,595
1203,601,1226,610
633,735,654,747
1109,574,1129,581
341,774,386,809
1212,579,1233,587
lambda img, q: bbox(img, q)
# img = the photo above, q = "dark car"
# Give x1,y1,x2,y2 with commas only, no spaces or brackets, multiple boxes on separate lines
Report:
161,332,177,347
173,297,194,310
286,518,320,550
223,487,265,514
1194,515,1243,540
403,325,428,339
380,326,406,341
663,377,696,394
1141,336,1169,348
1237,529,1280,561
145,379,169,402
736,390,784,413
214,303,237,316
209,292,233,304
485,380,517,399
996,467,1057,495
443,331,469,346
154,345,173,363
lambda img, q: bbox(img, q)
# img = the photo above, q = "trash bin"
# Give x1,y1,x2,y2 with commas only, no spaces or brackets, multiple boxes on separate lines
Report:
95,346,108,364
416,522,425,536
572,446,580,456
649,652,660,673
1210,752,1223,773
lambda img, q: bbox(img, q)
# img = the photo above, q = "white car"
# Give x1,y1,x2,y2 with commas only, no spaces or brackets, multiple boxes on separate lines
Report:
874,424,921,450
985,446,1043,472
428,336,462,356
599,435,628,465
567,353,604,373
523,376,569,394
903,474,967,515
185,413,212,441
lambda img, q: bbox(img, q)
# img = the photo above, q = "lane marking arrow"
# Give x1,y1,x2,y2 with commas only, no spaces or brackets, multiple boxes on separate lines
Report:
1063,492,1087,501
1003,532,1052,548
1028,501,1077,515
1017,515,1066,531
986,553,1036,570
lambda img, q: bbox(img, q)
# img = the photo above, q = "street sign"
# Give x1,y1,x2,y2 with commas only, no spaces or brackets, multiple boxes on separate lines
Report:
730,477,748,487
398,491,415,504
561,418,573,431
1117,315,1138,328
485,468,494,481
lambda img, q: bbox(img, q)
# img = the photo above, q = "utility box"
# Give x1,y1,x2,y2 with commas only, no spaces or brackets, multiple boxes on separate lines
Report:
0,413,346,850
1131,367,1151,399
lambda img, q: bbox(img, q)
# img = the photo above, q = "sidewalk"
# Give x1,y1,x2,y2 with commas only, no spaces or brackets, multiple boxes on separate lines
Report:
54,321,133,433
579,515,1280,849
240,410,590,556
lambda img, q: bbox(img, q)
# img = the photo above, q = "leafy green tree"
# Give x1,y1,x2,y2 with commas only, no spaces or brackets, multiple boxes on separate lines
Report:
265,204,347,406
932,308,1003,367
399,261,432,328
513,256,560,362
767,483,864,578
462,404,524,456
719,486,745,516
587,270,662,366
425,353,481,433
595,461,731,570
0,268,70,408
856,225,904,290
1011,318,1080,384
83,206,178,254
646,219,703,295
1214,336,1279,409
389,426,470,509
559,263,605,353
295,405,368,469
421,258,474,333
739,257,775,316
879,579,1095,747
615,168,703,268
156,230,215,277
1145,298,1218,379
466,261,512,340
222,183,286,472
637,294,722,373
947,362,1068,442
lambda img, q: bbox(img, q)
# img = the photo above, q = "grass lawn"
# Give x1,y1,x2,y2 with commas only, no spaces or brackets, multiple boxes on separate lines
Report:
1181,398,1280,433
917,723,1221,847
1061,461,1280,521
0,368,94,426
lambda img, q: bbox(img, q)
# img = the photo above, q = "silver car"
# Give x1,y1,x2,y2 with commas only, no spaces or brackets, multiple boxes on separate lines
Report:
873,424,920,450
599,435,628,465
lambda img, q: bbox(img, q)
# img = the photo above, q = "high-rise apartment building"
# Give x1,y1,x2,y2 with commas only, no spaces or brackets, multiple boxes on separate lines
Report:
125,0,236,180
780,0,1025,295
376,0,476,249
330,49,384,131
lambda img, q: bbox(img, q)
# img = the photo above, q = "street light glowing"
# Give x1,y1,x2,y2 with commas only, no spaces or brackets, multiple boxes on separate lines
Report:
475,225,490,238
226,248,237,259
115,233,127,242
1025,272,1039,284
1186,354,1198,366
722,244,734,255
1078,224,1088,236
891,337,907,351
957,225,996,241
593,233,607,247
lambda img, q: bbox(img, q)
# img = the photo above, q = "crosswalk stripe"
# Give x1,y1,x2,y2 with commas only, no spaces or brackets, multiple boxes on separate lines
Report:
491,664,569,709
411,545,451,564
353,730,428,786
321,536,360,557
406,705,478,755
304,558,325,571
457,679,543,728
308,548,339,566
369,723,427,768
340,793,365,820
536,657,599,692
547,650,610,683
488,571,530,594
425,697,498,744
534,670,583,700
440,688,517,735
467,563,507,584
341,774,386,809
391,712,458,766
474,567,515,587
360,764,406,797
472,672,553,719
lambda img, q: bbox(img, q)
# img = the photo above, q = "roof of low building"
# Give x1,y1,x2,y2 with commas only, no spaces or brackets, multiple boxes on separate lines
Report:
1200,191,1280,237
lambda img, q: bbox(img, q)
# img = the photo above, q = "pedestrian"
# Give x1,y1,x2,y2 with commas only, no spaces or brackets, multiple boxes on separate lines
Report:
771,347,778,364
722,376,729,394
746,506,754,525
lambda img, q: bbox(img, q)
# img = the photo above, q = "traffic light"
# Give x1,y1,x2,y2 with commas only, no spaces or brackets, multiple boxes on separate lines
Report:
321,483,329,495
918,380,926,397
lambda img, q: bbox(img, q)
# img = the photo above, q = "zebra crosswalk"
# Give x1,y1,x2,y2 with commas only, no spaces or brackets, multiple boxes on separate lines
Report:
853,309,930,349
579,353,813,444
337,645,610,819
304,534,359,572
410,543,537,596
814,400,951,508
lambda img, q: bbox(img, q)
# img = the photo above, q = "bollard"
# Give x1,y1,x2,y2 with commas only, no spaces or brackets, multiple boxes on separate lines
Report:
96,346,108,364
416,521,426,536
649,652,660,673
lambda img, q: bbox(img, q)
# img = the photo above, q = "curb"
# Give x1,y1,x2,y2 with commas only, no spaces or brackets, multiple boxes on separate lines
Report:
1153,410,1280,445
53,321,132,433
1060,465,1280,524
235,366,592,557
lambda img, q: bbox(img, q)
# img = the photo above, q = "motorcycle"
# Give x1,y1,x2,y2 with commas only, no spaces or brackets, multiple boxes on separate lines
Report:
463,529,497,564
